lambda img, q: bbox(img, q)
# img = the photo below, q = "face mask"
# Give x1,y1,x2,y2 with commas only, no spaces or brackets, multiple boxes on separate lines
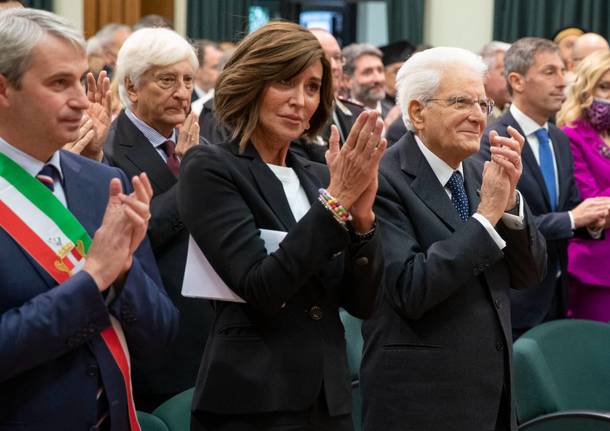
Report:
587,97,610,132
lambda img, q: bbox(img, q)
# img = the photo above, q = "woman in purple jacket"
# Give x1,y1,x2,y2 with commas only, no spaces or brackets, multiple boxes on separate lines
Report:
558,50,610,322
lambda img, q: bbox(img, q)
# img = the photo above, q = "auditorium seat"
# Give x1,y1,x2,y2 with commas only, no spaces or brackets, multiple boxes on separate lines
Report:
152,387,194,431
137,411,170,431
513,319,610,430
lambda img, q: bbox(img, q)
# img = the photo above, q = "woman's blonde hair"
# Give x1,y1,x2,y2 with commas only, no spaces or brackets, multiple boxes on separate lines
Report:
214,21,333,150
557,50,610,127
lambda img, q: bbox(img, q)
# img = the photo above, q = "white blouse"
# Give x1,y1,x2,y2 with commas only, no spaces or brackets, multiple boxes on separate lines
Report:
266,163,311,222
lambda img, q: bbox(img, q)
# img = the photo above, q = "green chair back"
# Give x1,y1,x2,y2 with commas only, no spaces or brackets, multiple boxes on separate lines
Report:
152,387,194,431
513,319,610,425
137,411,170,431
340,309,364,381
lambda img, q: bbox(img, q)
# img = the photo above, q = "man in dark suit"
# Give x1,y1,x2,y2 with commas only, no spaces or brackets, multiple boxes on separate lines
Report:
310,29,365,146
361,46,547,431
103,27,212,411
342,43,393,119
477,37,610,338
0,9,178,429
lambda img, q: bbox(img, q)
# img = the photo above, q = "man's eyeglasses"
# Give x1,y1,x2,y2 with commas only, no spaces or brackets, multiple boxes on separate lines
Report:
425,96,495,116
154,74,194,91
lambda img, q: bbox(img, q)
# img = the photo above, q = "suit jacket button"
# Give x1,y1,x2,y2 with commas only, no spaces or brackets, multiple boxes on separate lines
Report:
308,306,323,320
86,364,99,377
355,256,369,266
495,341,504,351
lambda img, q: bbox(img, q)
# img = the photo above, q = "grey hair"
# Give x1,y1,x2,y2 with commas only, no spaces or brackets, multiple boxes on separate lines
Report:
115,27,198,110
396,46,487,131
479,41,511,68
95,23,131,48
342,43,383,76
86,36,104,57
504,37,558,79
0,8,85,87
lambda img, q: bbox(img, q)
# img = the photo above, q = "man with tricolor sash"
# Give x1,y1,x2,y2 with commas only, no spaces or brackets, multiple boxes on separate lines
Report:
0,9,179,430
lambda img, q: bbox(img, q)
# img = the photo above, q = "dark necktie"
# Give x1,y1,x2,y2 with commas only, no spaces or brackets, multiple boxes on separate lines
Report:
36,164,58,192
446,171,470,222
534,128,557,210
162,140,180,177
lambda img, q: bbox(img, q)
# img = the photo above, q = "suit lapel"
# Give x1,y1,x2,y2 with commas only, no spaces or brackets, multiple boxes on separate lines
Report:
115,112,177,193
61,151,101,237
400,133,462,230
241,144,296,231
505,112,553,209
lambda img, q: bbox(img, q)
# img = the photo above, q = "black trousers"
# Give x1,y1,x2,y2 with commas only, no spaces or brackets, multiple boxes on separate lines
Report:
191,392,353,431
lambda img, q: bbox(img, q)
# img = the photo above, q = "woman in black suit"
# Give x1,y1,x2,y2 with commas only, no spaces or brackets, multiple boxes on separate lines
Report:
179,21,386,431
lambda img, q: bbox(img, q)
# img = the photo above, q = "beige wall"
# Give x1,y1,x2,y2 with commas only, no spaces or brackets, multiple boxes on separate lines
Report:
173,0,186,36
54,0,83,33
424,0,494,53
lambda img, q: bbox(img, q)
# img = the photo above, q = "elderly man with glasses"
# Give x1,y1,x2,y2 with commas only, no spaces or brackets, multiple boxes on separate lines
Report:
360,47,546,431
103,27,211,412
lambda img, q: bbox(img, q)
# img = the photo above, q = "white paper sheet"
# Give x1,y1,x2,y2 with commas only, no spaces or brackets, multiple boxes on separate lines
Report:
181,229,287,302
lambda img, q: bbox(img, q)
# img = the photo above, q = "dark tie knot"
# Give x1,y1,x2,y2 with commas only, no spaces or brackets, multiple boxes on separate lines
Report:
446,171,464,192
162,140,177,157
534,128,549,144
36,164,59,192
161,140,180,178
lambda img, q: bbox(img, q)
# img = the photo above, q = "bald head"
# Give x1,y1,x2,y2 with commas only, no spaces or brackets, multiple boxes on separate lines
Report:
310,28,342,96
0,0,23,9
572,33,609,68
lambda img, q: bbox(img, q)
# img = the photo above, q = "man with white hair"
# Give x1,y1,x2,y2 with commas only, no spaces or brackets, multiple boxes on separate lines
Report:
360,47,546,430
0,9,178,429
104,27,211,411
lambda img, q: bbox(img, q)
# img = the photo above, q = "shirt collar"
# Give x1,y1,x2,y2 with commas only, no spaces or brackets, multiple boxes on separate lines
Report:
414,134,463,187
510,104,548,137
125,109,177,148
0,136,63,181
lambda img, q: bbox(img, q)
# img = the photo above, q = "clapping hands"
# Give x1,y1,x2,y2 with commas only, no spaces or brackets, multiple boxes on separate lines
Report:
83,173,153,291
63,71,112,161
478,126,524,225
326,111,387,232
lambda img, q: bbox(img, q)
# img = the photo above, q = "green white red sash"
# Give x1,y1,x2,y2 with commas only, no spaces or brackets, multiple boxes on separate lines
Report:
0,152,141,431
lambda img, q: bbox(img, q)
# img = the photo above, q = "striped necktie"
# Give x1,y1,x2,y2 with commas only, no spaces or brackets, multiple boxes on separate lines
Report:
36,164,58,191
